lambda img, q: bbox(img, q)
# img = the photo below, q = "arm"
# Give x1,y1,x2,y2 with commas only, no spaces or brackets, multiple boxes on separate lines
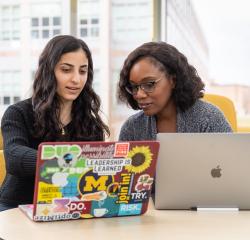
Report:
118,112,156,141
119,120,135,141
1,105,37,178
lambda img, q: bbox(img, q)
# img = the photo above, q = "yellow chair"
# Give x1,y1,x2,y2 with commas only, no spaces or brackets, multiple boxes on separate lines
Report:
0,150,6,186
203,94,237,132
0,130,6,186
0,129,3,150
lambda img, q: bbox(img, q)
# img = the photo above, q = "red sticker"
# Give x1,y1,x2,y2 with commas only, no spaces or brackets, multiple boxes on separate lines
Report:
114,143,130,157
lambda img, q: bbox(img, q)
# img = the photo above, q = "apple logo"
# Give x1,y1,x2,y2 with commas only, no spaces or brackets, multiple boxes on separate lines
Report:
211,165,222,178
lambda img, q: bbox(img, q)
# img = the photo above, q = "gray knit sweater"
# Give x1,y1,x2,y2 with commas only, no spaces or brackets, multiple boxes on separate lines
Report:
119,100,232,141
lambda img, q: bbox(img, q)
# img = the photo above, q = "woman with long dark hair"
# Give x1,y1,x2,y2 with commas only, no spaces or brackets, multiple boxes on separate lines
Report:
118,42,232,141
0,35,109,211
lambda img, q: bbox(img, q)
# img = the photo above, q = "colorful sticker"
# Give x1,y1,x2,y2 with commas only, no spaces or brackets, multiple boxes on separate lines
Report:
125,146,153,173
118,203,142,216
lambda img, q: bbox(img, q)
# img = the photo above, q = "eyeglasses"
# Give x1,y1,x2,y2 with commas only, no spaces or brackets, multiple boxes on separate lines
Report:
125,78,163,95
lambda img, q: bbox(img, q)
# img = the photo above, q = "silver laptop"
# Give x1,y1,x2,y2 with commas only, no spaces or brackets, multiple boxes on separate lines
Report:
154,133,250,210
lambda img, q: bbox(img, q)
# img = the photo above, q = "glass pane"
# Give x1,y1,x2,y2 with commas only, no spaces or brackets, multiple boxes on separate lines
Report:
80,19,88,25
91,18,99,24
3,96,10,105
12,6,20,16
42,17,49,26
42,30,49,38
31,30,39,39
2,31,10,40
31,18,39,27
91,27,99,37
2,6,10,18
53,17,61,26
53,29,61,36
13,96,21,103
80,28,88,37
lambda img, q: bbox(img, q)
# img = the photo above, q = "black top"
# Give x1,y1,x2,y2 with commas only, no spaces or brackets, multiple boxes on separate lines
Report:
0,98,100,206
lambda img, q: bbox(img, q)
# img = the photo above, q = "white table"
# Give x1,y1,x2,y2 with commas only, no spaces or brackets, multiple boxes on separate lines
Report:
1,200,250,240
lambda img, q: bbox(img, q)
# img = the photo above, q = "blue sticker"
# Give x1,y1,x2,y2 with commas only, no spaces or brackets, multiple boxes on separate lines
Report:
118,203,142,216
91,197,120,217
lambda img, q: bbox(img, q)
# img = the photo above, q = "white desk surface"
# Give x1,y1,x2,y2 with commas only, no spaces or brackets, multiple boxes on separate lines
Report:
1,200,250,240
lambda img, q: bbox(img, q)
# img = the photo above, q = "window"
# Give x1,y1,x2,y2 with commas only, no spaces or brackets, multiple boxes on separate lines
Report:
30,3,62,40
53,29,61,36
79,17,100,38
42,30,49,39
0,71,21,108
3,96,10,105
42,17,49,26
13,96,21,103
0,5,20,41
53,17,61,26
31,30,39,39
91,18,99,37
30,15,62,39
31,18,39,27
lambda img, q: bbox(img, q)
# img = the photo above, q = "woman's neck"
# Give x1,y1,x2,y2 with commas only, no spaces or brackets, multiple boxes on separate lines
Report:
156,100,177,133
59,101,72,126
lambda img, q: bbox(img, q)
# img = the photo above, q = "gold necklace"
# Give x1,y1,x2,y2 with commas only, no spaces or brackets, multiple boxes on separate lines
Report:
61,127,65,135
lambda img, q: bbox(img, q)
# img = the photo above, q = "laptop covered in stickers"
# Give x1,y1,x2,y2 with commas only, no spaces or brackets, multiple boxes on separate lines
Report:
19,141,159,221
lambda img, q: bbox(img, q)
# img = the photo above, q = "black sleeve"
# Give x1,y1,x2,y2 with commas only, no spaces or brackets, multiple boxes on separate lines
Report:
1,104,37,177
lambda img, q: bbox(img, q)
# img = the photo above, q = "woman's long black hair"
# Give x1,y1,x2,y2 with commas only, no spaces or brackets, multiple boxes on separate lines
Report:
32,35,109,140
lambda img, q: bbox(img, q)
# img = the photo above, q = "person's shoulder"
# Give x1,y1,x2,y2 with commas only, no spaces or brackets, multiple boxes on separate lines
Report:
188,99,223,116
11,98,32,108
122,111,149,126
183,99,232,132
2,98,33,119
119,111,152,141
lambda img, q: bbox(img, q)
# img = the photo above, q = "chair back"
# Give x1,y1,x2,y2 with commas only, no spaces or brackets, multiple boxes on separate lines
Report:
0,129,3,150
203,94,237,132
0,130,6,185
0,150,5,186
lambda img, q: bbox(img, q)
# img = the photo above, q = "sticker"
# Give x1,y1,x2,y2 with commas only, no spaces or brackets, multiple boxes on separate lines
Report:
114,142,130,157
125,146,153,173
118,203,142,216
81,191,107,201
135,174,154,192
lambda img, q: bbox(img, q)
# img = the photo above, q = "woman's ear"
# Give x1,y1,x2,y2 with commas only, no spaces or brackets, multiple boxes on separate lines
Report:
170,75,176,89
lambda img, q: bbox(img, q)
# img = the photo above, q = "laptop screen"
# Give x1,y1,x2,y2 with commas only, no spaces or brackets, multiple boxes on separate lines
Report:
154,133,250,210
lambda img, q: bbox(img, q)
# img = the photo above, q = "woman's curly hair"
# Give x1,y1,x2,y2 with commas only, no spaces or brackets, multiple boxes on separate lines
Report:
118,41,205,112
32,35,109,140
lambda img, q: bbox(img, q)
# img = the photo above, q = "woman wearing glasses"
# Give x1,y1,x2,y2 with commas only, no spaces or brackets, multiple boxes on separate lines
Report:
118,42,232,141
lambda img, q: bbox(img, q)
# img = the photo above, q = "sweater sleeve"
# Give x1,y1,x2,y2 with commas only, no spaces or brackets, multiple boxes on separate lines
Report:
1,104,37,177
118,118,135,141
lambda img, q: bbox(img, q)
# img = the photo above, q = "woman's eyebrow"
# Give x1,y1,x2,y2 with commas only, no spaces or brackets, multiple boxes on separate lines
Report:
80,65,88,68
129,76,158,83
60,63,73,67
60,63,88,68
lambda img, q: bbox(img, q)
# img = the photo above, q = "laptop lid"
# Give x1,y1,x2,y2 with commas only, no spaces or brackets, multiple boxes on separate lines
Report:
20,141,159,221
154,133,250,210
